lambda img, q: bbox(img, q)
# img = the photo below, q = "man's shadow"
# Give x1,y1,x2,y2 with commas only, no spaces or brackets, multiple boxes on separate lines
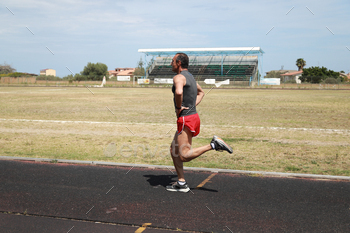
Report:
143,174,177,187
143,174,218,192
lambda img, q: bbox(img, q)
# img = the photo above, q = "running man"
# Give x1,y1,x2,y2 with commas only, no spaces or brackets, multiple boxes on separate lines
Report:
166,53,233,193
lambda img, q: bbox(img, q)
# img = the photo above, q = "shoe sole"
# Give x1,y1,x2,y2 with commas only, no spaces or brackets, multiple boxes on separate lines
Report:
166,188,190,193
214,136,233,154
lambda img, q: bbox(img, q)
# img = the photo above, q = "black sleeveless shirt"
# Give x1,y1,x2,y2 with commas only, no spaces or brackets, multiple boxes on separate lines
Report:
172,70,197,117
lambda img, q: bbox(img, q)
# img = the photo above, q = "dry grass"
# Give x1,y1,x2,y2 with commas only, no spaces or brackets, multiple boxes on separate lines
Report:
0,86,349,176
2,80,350,90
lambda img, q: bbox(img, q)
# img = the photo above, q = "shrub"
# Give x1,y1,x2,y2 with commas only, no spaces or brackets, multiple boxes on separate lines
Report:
36,75,61,81
324,78,337,84
0,72,31,77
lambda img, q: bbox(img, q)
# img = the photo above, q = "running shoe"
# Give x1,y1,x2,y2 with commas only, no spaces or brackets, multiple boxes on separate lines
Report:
211,135,233,154
166,181,190,193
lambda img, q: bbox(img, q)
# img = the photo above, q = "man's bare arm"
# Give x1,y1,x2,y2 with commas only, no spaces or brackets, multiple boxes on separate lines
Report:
173,74,188,117
195,83,205,106
173,74,186,108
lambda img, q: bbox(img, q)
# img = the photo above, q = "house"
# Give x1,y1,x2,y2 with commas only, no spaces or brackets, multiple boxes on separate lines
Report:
340,73,350,82
108,70,118,77
40,69,56,76
108,68,135,78
281,70,303,84
108,68,135,81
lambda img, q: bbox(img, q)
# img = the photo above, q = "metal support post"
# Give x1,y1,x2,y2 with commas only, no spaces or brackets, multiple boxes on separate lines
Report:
221,55,223,76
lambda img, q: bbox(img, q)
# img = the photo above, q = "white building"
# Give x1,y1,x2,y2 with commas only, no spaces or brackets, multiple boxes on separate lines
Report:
281,70,303,84
40,69,56,76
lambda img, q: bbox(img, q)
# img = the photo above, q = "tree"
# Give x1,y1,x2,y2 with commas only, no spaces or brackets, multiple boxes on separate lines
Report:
146,57,155,71
74,73,85,82
265,71,283,79
296,58,306,71
0,63,16,74
300,66,342,83
62,74,74,80
133,57,145,76
81,62,108,80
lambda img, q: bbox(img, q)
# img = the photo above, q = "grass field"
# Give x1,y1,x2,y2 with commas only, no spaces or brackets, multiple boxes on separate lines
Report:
0,86,349,176
2,79,350,90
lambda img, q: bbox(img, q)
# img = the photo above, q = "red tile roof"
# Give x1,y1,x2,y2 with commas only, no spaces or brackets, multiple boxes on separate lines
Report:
117,70,134,76
281,70,303,76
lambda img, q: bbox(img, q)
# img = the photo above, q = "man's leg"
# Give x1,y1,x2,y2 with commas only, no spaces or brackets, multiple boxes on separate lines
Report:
177,127,212,162
167,127,211,192
168,128,233,192
170,134,185,182
167,132,189,192
170,127,212,181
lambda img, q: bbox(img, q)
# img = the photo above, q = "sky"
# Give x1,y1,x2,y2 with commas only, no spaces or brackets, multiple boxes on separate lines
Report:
1,0,350,77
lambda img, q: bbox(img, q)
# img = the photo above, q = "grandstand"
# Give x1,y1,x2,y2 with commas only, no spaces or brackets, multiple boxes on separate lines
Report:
138,47,264,86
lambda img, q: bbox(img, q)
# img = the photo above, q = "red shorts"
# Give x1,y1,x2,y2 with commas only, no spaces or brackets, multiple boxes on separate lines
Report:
177,113,200,137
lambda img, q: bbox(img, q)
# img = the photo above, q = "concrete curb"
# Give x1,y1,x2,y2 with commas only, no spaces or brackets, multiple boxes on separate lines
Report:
1,156,349,181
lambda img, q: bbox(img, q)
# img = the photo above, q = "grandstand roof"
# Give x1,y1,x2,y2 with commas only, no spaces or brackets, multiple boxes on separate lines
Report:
138,47,264,56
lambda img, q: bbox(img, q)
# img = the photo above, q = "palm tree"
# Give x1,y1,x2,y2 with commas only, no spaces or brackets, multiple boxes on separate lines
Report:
296,58,306,71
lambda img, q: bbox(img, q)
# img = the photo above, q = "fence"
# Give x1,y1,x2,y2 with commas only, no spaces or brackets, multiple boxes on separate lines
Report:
1,77,36,84
1,78,350,89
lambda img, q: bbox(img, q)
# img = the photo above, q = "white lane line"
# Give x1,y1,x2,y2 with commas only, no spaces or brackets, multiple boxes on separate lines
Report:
1,118,348,134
